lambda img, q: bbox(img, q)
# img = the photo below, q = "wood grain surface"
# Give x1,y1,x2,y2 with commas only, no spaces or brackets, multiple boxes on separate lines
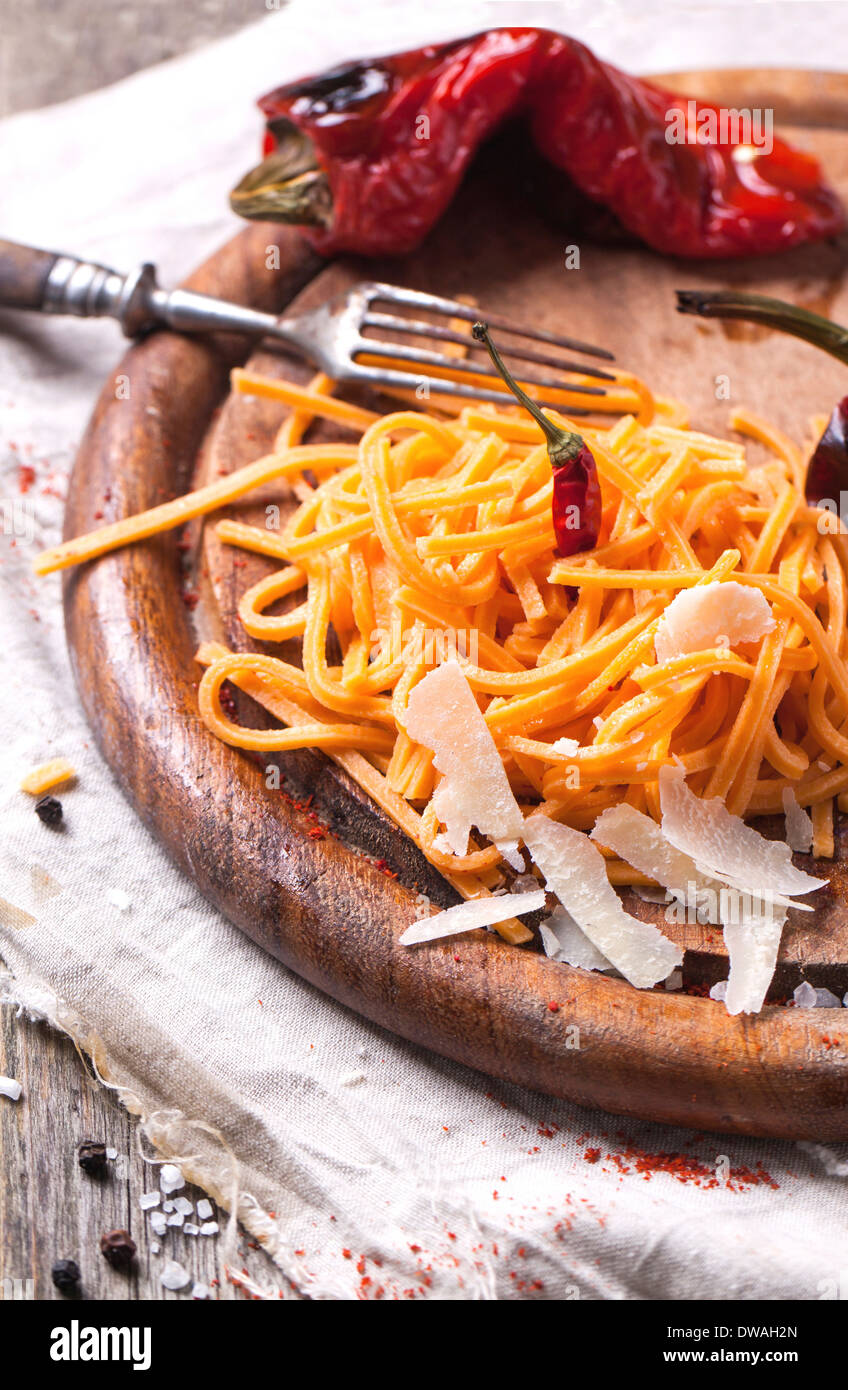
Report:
55,73,848,1143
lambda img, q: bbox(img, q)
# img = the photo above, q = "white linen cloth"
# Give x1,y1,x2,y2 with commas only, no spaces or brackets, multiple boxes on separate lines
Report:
2,0,848,1300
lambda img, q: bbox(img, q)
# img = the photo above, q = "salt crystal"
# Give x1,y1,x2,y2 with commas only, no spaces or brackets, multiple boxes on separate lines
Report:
150,1242,160,1255
0,1076,22,1101
167,1212,185,1228
794,983,842,1008
816,987,843,1008
199,1221,219,1236
511,874,540,894
355,1048,368,1061
793,981,819,1008
160,1163,184,1193
196,1198,214,1221
173,1196,193,1216
184,1223,200,1236
105,1146,118,1160
340,1071,366,1087
709,980,728,1002
149,1211,167,1236
107,888,131,911
160,1259,191,1291
163,1201,175,1213
844,991,848,1008
664,968,683,992
192,1282,212,1300
139,1192,160,1211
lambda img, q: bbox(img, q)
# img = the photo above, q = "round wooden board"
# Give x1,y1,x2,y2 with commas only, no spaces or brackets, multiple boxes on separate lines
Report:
64,70,848,1139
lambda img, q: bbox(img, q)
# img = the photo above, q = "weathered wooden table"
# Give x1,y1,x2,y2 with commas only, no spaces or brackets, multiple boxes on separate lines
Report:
0,1008,287,1300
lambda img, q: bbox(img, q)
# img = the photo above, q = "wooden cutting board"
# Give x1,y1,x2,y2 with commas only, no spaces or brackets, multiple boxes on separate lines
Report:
63,70,848,1139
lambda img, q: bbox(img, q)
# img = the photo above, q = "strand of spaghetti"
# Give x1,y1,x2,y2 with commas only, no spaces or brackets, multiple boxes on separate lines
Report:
197,655,392,753
34,444,356,575
233,368,379,431
302,560,394,723
215,519,299,563
734,575,848,714
238,568,309,641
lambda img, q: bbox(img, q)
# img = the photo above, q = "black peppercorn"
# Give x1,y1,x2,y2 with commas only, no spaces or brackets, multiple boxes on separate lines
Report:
77,1140,108,1176
51,1258,81,1294
100,1229,136,1271
35,795,63,826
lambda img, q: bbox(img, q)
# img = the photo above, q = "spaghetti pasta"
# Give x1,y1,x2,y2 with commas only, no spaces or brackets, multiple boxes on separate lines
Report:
34,356,848,920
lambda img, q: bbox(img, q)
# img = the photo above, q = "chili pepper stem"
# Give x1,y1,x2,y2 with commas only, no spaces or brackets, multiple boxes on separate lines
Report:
471,321,586,465
676,290,848,367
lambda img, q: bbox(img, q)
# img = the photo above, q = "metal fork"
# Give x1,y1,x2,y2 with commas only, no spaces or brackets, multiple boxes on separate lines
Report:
0,238,615,412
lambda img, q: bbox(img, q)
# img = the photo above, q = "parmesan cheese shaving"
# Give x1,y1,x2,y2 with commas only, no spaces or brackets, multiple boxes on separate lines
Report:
591,802,719,918
658,765,825,899
522,817,682,988
539,906,612,972
399,889,545,946
782,787,814,854
723,900,787,1016
404,661,525,869
653,581,774,663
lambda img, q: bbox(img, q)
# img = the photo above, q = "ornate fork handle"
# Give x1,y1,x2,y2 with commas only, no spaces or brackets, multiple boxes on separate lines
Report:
0,237,295,343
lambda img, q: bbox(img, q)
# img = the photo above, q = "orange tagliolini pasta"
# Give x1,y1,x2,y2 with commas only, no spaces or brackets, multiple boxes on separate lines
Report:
34,357,848,937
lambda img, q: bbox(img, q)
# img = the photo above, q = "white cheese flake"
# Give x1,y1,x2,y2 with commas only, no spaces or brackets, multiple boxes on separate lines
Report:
523,817,682,988
403,662,525,869
659,765,826,900
782,787,813,854
539,905,612,972
592,802,719,917
654,581,774,664
400,889,545,946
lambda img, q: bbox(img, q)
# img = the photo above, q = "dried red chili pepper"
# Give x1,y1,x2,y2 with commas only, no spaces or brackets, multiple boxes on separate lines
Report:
472,321,601,557
677,290,848,506
233,29,843,259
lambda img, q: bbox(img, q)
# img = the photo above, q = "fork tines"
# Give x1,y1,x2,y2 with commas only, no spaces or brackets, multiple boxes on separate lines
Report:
354,282,616,412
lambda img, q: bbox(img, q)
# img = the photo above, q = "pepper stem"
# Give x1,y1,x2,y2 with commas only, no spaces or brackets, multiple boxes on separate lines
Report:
471,322,586,465
676,290,848,367
231,123,332,227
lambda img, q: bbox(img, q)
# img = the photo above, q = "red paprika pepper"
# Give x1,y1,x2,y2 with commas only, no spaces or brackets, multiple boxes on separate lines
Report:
233,28,843,260
471,321,601,557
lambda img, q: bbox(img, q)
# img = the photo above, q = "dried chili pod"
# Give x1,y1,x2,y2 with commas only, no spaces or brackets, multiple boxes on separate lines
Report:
471,321,601,557
676,290,848,505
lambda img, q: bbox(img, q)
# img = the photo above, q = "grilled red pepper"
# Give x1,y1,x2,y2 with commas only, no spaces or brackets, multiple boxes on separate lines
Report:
232,28,844,259
471,321,601,557
677,291,848,505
